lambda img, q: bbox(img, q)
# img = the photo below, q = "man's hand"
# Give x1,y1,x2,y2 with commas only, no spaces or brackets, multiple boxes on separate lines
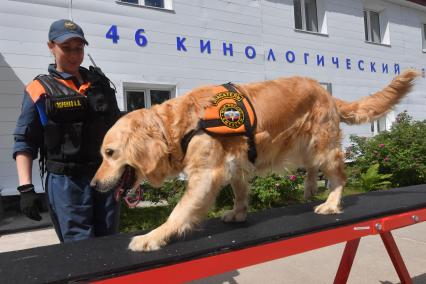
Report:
18,184,42,221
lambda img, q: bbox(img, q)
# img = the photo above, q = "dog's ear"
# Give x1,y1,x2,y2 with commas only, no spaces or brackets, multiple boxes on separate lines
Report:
127,127,170,187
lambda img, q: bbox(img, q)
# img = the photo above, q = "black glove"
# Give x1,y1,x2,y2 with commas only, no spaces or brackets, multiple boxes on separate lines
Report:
18,184,42,221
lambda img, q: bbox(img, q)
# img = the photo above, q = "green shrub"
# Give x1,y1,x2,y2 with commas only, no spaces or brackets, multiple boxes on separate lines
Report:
356,163,392,191
346,111,426,187
250,173,304,209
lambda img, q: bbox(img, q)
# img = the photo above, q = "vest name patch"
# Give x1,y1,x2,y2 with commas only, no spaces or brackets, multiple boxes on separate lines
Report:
54,99,82,109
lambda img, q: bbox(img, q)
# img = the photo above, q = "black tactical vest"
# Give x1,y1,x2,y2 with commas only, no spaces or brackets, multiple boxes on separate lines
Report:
37,68,120,176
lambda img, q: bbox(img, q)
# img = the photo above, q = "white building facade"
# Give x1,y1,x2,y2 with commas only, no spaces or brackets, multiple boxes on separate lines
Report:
1,0,425,195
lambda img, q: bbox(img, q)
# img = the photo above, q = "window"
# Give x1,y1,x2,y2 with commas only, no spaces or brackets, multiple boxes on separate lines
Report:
364,10,381,44
294,0,319,33
117,0,172,9
371,111,395,134
319,82,332,94
422,23,426,52
124,84,174,111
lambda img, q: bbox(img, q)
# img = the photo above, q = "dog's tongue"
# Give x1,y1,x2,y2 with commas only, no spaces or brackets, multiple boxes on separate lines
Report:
114,167,131,202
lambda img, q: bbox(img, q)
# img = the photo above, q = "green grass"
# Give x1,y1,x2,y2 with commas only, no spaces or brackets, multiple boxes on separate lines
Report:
119,204,172,233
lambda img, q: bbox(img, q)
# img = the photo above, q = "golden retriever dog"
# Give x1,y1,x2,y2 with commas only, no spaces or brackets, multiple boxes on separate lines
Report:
91,70,418,251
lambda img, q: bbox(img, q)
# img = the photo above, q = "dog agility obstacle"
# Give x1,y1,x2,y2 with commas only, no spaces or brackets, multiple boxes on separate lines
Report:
0,184,425,284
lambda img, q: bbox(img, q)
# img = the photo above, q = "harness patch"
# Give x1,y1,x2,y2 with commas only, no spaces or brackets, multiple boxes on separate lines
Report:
200,87,256,136
214,91,244,105
219,103,244,129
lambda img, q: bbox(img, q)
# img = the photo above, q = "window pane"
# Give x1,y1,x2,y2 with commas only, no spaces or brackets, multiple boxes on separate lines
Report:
370,11,381,43
120,0,138,3
293,0,303,30
424,24,426,39
320,82,332,94
145,0,164,8
126,91,145,111
305,0,318,32
423,24,426,49
364,10,369,41
150,90,170,106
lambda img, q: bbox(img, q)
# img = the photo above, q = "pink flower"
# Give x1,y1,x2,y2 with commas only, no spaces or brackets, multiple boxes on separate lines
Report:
384,157,390,162
289,175,297,181
379,143,385,148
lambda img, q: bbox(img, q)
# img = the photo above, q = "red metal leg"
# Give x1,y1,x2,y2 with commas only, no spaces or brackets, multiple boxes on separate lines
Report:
333,238,360,284
380,231,412,284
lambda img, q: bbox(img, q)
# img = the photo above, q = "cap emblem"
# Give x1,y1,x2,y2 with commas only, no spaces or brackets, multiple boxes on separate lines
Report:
64,21,77,30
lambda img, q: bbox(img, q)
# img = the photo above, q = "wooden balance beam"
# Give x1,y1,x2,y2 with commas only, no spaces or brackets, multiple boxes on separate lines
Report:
1,184,425,284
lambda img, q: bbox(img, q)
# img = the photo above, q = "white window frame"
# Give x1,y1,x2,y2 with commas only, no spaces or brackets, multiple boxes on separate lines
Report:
123,82,175,111
116,0,173,10
293,0,328,35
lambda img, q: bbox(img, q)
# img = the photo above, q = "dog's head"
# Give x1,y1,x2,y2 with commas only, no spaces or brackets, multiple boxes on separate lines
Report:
91,109,170,194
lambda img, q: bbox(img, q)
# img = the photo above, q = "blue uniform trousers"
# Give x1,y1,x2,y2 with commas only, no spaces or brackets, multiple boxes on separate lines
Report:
46,173,119,242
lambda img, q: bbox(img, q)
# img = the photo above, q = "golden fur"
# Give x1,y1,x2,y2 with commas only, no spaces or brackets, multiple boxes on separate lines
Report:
91,70,419,251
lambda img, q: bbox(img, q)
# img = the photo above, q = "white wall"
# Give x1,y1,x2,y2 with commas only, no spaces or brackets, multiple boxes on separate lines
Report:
0,0,425,194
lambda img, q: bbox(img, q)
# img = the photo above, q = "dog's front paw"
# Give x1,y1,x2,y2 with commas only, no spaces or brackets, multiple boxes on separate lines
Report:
128,233,166,252
221,209,247,223
314,202,342,215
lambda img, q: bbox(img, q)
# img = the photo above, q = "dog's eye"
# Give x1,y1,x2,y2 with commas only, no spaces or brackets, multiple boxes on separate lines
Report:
105,148,114,157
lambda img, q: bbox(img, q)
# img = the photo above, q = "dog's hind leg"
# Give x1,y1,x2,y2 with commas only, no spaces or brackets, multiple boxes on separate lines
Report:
303,167,318,200
222,172,250,223
314,148,346,214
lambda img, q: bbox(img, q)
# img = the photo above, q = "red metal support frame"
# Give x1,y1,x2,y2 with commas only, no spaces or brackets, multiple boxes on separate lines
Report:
381,232,413,284
93,208,426,284
333,238,361,284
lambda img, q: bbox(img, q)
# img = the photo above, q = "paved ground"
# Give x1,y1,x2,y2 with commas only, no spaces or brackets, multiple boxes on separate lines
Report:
1,221,425,283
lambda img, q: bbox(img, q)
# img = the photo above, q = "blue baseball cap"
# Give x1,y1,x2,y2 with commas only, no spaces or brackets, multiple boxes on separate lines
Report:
48,19,88,45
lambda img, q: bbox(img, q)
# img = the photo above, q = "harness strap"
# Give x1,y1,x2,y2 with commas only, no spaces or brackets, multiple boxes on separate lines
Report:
224,83,257,163
180,127,200,158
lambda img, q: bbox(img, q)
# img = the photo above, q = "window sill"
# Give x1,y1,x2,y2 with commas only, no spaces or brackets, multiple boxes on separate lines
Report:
364,40,391,47
294,29,329,37
115,1,175,12
423,49,426,53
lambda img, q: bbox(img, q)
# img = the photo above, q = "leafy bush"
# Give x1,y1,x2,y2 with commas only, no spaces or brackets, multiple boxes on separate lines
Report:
250,173,304,209
355,164,392,191
346,111,426,187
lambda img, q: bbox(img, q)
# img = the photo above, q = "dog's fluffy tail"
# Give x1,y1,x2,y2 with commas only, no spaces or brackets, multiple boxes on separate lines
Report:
334,69,419,125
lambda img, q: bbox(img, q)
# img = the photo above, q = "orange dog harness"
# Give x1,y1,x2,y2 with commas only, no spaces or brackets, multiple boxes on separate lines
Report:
181,83,257,163
199,84,256,136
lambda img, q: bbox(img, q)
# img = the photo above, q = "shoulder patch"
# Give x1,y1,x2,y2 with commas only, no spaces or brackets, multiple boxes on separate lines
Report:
26,80,46,103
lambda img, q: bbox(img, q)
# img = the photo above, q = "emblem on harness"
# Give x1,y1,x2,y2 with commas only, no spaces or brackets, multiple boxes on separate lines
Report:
219,103,244,129
214,91,243,106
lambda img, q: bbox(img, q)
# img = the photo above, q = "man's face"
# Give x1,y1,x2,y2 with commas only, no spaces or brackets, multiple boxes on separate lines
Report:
48,38,85,74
